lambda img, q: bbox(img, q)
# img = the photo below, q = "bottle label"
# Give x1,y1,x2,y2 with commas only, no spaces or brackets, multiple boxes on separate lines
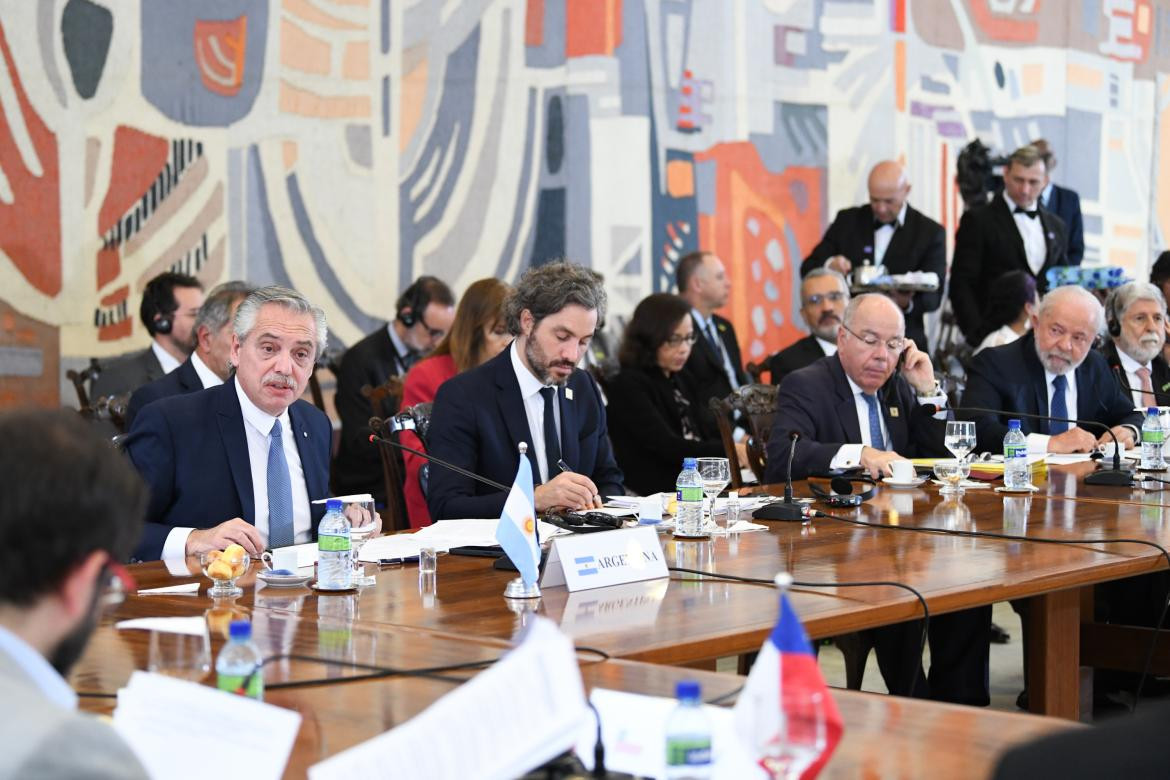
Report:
666,739,712,767
217,670,263,700
1143,430,1164,444
676,486,703,502
1004,443,1027,460
319,533,351,552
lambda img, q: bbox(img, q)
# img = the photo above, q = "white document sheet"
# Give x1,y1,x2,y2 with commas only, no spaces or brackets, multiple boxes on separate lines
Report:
115,617,208,636
358,518,565,562
308,617,587,780
113,671,301,780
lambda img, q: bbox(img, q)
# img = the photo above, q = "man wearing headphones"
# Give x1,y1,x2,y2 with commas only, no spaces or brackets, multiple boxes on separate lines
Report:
91,272,204,399
333,276,456,503
1100,282,1170,408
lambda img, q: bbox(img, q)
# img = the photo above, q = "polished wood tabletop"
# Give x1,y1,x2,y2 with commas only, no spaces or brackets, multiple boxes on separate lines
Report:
76,579,1076,779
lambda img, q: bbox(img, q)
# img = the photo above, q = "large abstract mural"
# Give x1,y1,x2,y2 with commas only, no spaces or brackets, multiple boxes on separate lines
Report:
2,0,1169,406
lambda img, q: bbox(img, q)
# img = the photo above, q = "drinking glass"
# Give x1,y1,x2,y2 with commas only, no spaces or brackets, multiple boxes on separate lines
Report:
345,499,378,587
933,458,970,495
944,420,976,463
696,457,731,520
147,629,211,681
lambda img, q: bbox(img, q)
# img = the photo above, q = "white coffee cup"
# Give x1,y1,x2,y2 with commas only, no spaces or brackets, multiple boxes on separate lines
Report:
889,460,916,482
261,546,301,572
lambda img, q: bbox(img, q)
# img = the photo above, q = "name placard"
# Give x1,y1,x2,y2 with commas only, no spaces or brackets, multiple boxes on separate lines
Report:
540,526,668,592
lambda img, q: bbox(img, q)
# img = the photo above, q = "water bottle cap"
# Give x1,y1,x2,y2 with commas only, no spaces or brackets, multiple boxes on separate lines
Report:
326,498,343,512
228,620,252,640
1149,407,1160,416
1008,419,1021,429
682,457,697,469
675,679,700,700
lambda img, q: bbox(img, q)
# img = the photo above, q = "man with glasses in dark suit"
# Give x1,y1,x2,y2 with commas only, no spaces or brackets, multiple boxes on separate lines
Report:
767,269,850,386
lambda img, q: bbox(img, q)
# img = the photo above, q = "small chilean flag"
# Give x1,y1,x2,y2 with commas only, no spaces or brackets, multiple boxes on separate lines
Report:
734,575,843,779
495,451,539,586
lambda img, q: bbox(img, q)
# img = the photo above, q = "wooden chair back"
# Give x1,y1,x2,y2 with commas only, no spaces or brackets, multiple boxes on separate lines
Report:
91,392,132,434
362,375,405,420
307,346,345,413
708,383,779,488
368,415,410,532
745,361,769,384
66,358,102,410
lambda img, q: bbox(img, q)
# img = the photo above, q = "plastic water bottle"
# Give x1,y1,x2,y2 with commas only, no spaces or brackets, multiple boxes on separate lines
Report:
216,620,263,700
665,680,712,779
317,498,352,589
1142,407,1165,470
675,458,704,536
1003,419,1030,490
723,491,739,531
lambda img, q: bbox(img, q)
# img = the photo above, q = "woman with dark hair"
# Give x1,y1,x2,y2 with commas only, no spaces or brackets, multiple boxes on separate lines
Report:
972,270,1038,355
401,278,512,527
606,293,745,495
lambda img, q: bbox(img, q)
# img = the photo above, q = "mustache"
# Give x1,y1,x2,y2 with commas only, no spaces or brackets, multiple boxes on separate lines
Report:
262,372,298,390
818,312,841,324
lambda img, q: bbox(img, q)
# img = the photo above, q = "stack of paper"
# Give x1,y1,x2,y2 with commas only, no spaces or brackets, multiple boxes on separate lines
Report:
113,671,301,780
359,518,565,563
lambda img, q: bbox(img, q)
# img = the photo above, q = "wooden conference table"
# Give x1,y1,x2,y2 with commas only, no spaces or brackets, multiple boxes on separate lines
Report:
75,573,1074,778
114,463,1170,724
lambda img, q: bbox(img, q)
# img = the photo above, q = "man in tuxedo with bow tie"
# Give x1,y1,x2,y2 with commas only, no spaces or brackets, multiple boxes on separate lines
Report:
950,144,1071,344
801,160,946,351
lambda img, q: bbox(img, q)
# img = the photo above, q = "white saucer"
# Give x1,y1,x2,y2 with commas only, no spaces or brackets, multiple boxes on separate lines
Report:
882,476,926,488
256,570,312,588
309,582,359,593
994,485,1039,494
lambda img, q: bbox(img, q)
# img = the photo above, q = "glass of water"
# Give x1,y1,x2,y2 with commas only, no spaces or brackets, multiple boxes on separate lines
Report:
696,457,731,521
148,629,211,682
345,499,378,587
944,420,976,463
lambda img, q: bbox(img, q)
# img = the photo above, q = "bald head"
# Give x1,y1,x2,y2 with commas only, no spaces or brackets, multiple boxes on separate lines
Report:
868,161,910,224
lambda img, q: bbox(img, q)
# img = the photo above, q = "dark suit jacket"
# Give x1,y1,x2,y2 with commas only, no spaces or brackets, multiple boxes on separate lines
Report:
764,355,948,481
950,194,1069,342
125,357,203,429
961,332,1142,453
426,348,624,520
1043,183,1084,266
605,366,726,496
767,335,831,387
993,701,1170,779
678,313,748,439
125,378,331,560
91,346,165,399
800,204,946,351
1099,341,1170,407
332,326,414,502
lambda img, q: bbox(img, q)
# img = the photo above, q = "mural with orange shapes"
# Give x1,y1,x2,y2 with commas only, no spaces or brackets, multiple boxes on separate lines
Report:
969,0,1041,43
695,143,823,361
0,21,61,298
195,16,249,96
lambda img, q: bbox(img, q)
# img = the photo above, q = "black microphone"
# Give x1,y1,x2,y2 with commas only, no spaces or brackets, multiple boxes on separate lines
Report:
948,404,1133,487
784,431,800,504
368,433,510,492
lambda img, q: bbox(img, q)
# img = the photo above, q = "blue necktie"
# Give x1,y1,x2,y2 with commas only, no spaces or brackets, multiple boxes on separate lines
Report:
1049,375,1069,434
862,393,886,450
267,419,295,548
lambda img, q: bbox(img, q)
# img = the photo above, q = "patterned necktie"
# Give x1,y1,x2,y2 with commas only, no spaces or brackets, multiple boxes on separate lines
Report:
862,393,886,450
1137,366,1156,403
1049,374,1069,434
539,386,561,483
267,419,295,548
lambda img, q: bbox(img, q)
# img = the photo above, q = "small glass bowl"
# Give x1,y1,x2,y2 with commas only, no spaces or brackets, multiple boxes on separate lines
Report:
199,549,250,598
932,458,971,495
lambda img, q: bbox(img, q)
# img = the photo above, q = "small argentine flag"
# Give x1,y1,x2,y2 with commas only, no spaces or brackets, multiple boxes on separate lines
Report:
496,445,540,586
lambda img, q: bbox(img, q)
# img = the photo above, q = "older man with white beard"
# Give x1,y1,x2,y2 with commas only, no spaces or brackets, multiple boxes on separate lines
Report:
1100,282,1170,408
961,285,1142,455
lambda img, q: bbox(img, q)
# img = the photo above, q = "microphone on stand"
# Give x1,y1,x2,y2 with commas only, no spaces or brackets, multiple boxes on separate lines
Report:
946,404,1134,487
753,431,808,522
784,431,800,504
369,433,510,491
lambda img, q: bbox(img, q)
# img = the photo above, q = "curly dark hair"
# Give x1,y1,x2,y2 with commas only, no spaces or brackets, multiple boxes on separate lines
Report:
503,260,607,335
618,293,692,370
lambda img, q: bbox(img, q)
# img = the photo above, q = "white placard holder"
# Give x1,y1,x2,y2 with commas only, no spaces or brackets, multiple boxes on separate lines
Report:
540,525,668,592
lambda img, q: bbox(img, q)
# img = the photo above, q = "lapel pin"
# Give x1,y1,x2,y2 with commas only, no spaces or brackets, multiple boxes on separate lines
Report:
889,407,899,418
565,388,574,401
303,431,308,437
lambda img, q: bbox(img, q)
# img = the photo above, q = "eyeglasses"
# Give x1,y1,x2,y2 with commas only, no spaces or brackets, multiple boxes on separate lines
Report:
840,323,905,354
100,562,135,610
804,292,846,306
664,333,699,347
417,312,448,342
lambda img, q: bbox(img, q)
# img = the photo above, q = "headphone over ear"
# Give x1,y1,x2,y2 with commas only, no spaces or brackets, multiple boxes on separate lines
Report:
153,313,173,335
1105,292,1122,339
809,476,876,507
142,279,176,336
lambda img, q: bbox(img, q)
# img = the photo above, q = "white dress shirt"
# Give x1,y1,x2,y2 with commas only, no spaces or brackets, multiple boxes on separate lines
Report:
1005,192,1047,274
1025,369,1079,454
830,374,946,468
510,341,562,485
0,625,77,710
190,352,223,388
873,202,908,267
151,341,181,374
815,337,838,357
1117,349,1153,410
160,383,313,559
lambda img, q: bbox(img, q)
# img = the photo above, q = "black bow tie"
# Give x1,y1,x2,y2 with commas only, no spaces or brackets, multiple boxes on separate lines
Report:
874,219,897,230
1013,206,1038,219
